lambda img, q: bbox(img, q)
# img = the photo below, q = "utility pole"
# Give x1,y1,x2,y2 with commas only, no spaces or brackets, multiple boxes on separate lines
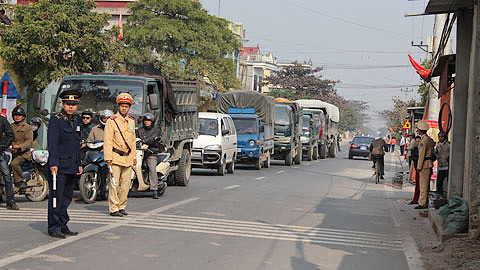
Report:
401,88,414,104
218,0,221,17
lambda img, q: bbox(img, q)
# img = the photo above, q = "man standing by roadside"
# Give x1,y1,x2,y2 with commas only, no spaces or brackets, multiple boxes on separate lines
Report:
0,113,17,210
10,106,33,189
47,90,83,238
104,94,136,217
336,133,342,152
415,120,435,210
399,134,406,156
435,132,450,197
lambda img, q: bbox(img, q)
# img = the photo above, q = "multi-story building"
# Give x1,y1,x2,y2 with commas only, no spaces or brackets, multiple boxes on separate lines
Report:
239,46,277,93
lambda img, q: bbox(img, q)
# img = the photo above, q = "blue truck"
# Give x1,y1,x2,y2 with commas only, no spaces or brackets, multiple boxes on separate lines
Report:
217,91,275,170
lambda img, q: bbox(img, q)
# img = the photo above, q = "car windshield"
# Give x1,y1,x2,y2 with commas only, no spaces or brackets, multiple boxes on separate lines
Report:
275,106,291,125
353,137,373,145
232,118,257,135
198,118,218,136
55,79,145,115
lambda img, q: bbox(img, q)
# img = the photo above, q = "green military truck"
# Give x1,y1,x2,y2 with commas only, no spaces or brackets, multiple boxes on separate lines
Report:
300,109,324,161
34,73,199,187
273,98,303,166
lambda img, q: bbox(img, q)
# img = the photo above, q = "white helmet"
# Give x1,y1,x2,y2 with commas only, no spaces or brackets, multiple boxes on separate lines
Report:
99,110,114,125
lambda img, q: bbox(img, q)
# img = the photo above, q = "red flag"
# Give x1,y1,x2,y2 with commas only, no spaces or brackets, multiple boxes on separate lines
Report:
118,9,124,40
408,54,431,80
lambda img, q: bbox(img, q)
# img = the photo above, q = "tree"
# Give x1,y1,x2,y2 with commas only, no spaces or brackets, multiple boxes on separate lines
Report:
380,98,418,135
125,0,241,91
0,0,119,96
416,59,433,107
268,63,368,132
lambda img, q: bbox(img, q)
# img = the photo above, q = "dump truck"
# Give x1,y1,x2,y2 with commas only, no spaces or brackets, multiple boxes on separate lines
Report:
217,90,275,170
34,73,199,187
300,109,324,161
295,99,339,158
273,98,303,166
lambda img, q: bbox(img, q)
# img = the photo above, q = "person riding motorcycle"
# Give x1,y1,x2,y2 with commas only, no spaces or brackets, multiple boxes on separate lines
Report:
10,106,33,189
369,131,388,179
136,113,163,199
30,117,42,148
80,110,95,146
88,110,114,142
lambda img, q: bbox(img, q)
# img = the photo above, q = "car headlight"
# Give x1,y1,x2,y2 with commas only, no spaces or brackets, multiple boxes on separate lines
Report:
249,140,255,147
204,144,222,151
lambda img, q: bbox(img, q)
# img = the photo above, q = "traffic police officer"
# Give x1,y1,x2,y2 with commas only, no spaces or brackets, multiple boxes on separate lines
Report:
47,90,83,238
415,120,435,209
10,106,33,189
104,93,136,217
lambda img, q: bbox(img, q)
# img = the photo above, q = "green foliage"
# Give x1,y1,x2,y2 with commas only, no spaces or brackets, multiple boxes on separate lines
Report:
268,63,368,132
125,0,241,91
0,0,119,95
417,59,432,107
380,98,418,134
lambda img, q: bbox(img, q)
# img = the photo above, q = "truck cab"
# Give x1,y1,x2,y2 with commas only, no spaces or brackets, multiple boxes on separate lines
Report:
229,110,265,167
273,99,302,166
301,110,322,160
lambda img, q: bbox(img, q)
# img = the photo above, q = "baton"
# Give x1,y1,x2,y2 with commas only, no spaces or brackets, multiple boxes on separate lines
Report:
108,165,116,186
52,171,57,208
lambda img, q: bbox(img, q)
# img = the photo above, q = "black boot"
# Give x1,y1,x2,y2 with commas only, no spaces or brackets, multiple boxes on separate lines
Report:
152,191,159,199
6,201,19,210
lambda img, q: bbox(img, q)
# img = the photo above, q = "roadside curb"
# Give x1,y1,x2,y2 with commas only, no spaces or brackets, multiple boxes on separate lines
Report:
428,208,469,242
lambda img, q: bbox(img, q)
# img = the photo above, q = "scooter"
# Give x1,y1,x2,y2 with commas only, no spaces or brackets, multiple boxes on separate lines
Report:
0,149,49,202
79,140,108,204
131,139,170,197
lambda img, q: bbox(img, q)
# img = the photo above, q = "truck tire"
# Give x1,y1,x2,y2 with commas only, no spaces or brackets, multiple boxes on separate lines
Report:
312,146,319,160
294,143,302,165
285,150,293,166
227,160,235,174
217,158,226,176
306,146,313,161
319,144,327,159
329,144,336,158
254,157,262,170
175,149,191,186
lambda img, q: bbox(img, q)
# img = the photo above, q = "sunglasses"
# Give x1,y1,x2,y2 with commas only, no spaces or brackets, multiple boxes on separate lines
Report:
82,117,91,120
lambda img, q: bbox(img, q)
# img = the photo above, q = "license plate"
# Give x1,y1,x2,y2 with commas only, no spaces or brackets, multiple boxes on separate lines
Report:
360,146,367,150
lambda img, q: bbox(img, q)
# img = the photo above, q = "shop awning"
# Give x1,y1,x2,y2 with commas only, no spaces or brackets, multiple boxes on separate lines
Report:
425,0,472,15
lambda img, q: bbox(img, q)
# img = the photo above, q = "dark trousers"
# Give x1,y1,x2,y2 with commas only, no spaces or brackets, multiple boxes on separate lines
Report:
372,154,385,176
412,171,420,203
391,145,395,152
48,173,78,233
437,169,448,195
0,153,14,202
400,145,405,156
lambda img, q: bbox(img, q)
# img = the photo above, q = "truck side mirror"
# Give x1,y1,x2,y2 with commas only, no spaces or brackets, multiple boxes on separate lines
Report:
148,93,159,110
33,93,42,110
222,129,229,136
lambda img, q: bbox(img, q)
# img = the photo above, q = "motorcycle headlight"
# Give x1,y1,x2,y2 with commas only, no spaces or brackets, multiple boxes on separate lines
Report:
204,144,222,151
249,140,255,147
87,141,104,149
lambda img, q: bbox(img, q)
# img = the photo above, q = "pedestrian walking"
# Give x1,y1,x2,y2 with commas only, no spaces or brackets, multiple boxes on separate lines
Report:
47,90,83,238
0,113,17,210
337,133,342,151
435,132,450,197
399,134,406,156
104,93,136,217
385,135,391,152
409,136,421,204
391,137,397,152
415,120,434,209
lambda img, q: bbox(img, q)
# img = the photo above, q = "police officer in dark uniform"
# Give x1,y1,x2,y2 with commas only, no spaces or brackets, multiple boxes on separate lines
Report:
47,90,83,238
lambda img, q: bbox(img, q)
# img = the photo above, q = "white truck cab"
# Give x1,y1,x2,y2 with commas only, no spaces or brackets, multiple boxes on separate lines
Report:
192,112,237,175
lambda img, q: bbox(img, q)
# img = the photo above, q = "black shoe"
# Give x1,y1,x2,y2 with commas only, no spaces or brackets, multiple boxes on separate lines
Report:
15,181,27,189
408,201,419,205
61,230,78,236
119,209,128,216
6,201,19,210
110,211,123,217
48,232,66,239
414,205,428,209
371,165,375,168
380,175,384,179
152,192,159,199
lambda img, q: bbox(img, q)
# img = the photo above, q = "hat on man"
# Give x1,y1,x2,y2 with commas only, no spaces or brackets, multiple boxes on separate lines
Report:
417,120,429,131
60,90,82,104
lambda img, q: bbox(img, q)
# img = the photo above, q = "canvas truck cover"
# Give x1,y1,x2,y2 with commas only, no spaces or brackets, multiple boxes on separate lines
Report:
295,99,339,123
218,90,275,125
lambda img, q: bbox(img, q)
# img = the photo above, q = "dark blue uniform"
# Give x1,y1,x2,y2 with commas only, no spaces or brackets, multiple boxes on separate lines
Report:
47,109,82,234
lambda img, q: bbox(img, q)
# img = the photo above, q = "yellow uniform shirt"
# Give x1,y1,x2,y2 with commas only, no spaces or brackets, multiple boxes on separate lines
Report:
104,113,136,167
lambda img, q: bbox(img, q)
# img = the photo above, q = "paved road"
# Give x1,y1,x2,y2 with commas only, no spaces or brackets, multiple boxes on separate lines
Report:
0,147,413,270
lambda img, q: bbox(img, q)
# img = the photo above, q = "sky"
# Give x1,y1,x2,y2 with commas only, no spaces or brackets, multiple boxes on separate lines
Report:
199,0,435,129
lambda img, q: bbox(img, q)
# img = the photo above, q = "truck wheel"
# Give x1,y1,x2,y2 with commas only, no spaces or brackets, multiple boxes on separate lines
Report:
312,146,319,160
295,144,302,165
329,144,336,158
285,150,293,166
306,146,313,161
25,170,49,202
175,149,191,186
349,154,353,159
319,144,327,159
227,159,235,174
217,158,226,176
254,157,262,170
79,172,98,204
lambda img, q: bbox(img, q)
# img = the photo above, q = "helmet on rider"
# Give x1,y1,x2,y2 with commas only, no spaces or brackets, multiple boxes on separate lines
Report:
116,93,133,106
81,110,94,118
143,113,154,129
30,117,42,131
12,106,26,122
99,110,114,126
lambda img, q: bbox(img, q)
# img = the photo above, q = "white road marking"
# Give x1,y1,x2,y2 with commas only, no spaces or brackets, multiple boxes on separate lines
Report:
292,166,299,169
202,212,226,217
276,170,285,174
314,160,320,163
224,185,240,190
0,197,200,268
303,162,311,166
255,176,267,180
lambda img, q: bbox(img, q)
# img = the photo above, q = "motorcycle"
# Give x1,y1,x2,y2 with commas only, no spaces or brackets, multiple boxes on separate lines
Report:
0,149,49,202
79,140,108,204
131,139,170,196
